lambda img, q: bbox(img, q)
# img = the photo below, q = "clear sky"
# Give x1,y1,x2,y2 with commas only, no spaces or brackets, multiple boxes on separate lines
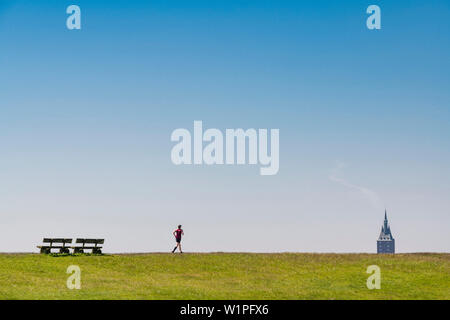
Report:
0,0,449,252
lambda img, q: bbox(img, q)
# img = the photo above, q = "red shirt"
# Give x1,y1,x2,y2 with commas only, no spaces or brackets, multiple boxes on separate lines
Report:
175,229,183,239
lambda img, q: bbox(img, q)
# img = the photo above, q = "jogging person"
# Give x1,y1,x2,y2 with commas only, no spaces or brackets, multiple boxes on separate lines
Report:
172,225,184,253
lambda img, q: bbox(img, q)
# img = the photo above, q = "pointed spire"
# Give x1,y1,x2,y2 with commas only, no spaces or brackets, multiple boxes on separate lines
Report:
383,209,389,231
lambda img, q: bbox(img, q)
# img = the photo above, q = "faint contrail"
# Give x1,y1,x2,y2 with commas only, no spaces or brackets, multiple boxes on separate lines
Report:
329,162,382,208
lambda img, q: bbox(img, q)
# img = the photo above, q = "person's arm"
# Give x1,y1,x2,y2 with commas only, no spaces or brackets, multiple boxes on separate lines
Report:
182,229,184,236
173,230,177,237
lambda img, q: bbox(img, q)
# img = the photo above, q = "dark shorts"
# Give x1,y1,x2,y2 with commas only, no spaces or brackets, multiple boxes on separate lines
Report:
176,238,181,243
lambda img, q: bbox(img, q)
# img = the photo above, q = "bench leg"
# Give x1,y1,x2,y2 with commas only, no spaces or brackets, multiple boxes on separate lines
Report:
59,248,70,254
74,248,84,254
40,248,50,254
93,248,102,254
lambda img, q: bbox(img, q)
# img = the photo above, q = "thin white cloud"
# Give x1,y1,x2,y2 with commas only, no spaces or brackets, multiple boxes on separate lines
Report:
329,161,382,208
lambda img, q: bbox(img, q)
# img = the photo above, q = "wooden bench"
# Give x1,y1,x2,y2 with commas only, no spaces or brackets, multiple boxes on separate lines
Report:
37,238,72,254
72,238,104,254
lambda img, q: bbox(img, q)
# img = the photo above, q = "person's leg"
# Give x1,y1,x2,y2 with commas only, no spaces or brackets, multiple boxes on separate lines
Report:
178,242,183,253
173,240,181,252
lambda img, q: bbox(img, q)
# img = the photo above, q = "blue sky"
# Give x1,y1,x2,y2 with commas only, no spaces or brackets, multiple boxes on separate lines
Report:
0,0,449,252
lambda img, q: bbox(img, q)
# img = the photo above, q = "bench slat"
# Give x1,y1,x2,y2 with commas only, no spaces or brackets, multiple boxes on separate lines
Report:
76,238,104,244
43,238,72,243
37,246,68,249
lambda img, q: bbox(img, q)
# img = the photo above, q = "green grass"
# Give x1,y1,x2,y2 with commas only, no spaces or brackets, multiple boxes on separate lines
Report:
0,253,448,299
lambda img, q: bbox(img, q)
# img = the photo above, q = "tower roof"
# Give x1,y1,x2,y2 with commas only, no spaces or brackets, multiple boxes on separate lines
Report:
378,210,394,241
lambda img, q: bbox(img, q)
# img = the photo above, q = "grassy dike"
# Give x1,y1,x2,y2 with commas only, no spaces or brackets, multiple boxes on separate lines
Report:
0,253,448,299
